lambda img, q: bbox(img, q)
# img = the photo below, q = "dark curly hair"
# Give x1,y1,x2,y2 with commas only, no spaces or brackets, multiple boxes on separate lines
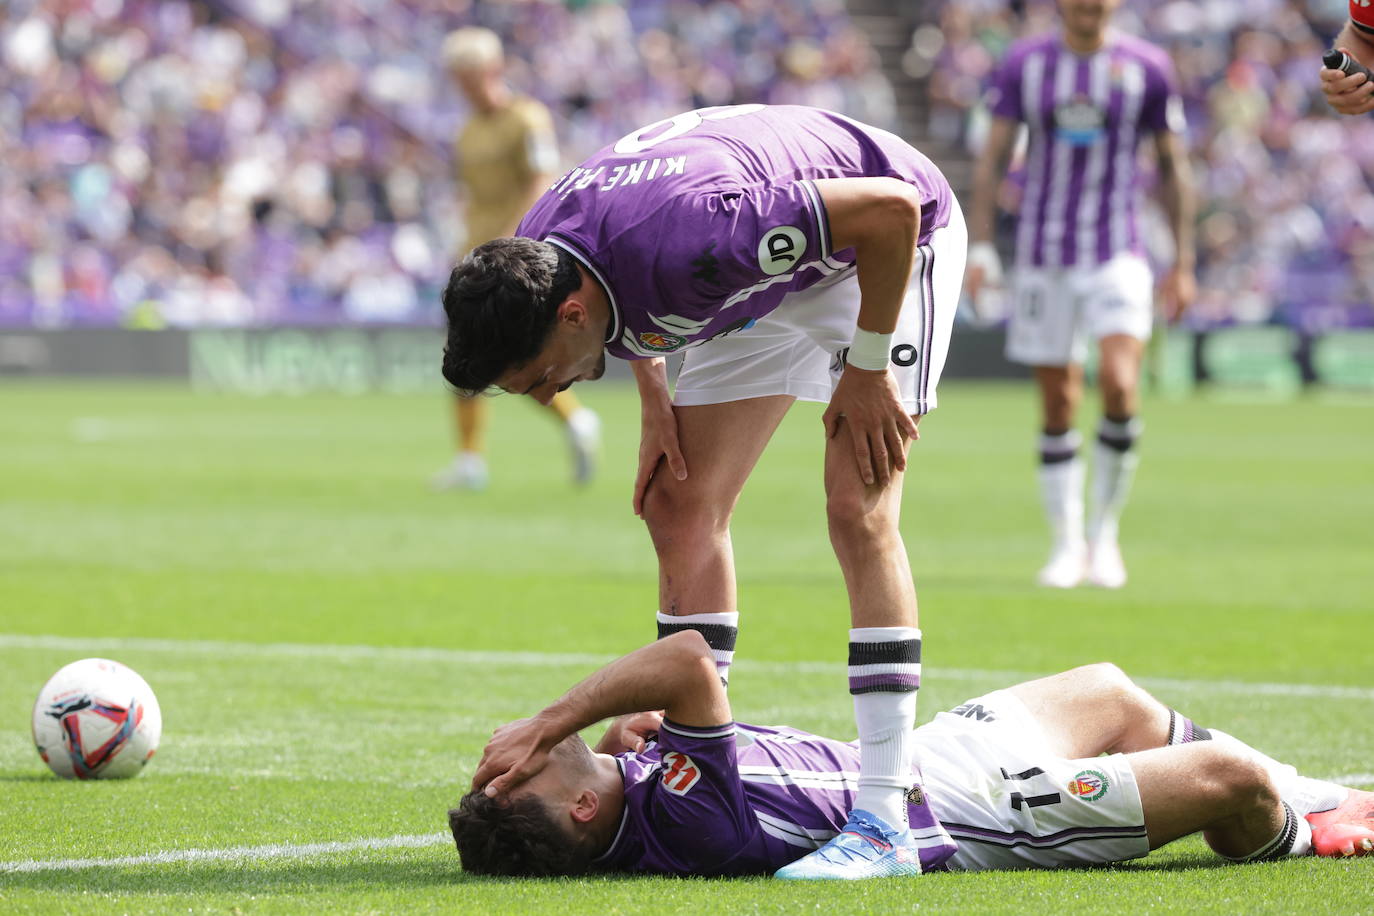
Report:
440,238,582,395
449,790,597,877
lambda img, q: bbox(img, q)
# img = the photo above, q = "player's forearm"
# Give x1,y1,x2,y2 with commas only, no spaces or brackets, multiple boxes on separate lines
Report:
1338,19,1374,68
631,357,671,404
969,149,1005,246
969,118,1017,245
1158,142,1197,269
813,177,921,333
532,633,725,740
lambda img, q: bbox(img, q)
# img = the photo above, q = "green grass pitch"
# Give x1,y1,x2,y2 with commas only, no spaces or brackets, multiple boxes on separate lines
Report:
1,380,1370,914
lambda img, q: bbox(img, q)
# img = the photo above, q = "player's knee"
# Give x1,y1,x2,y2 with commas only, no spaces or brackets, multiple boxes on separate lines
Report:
824,488,891,552
641,480,728,554
1072,661,1158,723
1068,661,1135,699
1198,745,1274,811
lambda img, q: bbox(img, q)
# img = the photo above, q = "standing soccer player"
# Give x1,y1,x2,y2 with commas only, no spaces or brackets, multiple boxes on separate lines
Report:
442,104,966,879
965,0,1196,589
430,28,600,492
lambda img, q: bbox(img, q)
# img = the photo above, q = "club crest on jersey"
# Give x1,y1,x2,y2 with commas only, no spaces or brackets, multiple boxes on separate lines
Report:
660,751,701,795
639,331,687,352
1068,769,1110,802
757,226,806,276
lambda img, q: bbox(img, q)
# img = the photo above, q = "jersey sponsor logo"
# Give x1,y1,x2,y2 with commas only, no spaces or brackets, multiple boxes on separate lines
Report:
639,331,687,352
660,751,701,795
1067,768,1110,802
1054,96,1105,147
757,226,806,276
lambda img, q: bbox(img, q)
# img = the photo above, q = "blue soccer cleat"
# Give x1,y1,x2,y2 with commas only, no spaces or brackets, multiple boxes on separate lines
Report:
774,809,923,880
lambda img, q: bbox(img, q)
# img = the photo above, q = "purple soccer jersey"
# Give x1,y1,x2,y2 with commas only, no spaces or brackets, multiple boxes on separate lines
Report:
985,32,1184,268
515,105,953,360
592,718,958,876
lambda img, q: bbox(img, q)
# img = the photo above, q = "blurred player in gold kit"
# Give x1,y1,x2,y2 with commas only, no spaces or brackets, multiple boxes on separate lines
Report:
432,28,600,491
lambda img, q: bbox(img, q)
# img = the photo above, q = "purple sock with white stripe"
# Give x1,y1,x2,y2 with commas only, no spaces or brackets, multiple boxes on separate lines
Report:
1166,709,1212,745
656,611,738,686
849,627,921,829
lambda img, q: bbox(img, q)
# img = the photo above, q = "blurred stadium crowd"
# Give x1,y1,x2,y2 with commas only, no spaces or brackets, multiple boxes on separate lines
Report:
917,0,1374,331
0,0,887,328
2,0,1371,330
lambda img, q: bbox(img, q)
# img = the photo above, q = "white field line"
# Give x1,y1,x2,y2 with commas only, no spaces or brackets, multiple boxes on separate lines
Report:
1331,773,1374,785
2,633,1372,702
0,832,449,874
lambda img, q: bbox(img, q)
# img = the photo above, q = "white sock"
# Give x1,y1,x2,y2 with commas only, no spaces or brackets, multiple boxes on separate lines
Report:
1038,430,1084,550
1088,417,1142,545
656,611,738,686
566,406,600,440
1209,730,1350,817
849,626,921,829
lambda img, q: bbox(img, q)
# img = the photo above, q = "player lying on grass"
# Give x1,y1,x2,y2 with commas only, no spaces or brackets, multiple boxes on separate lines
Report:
451,631,1373,878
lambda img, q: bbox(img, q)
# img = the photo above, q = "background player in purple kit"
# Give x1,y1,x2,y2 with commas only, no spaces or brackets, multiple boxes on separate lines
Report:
965,0,1197,590
441,104,966,879
451,630,1374,877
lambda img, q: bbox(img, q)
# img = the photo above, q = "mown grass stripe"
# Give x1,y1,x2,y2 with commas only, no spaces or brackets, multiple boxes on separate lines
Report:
2,634,1371,701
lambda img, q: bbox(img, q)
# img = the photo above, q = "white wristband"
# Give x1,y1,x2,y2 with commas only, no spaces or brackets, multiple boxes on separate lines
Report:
847,328,893,371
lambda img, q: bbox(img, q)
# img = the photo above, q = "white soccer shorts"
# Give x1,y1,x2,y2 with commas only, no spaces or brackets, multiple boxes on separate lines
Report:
915,689,1149,872
673,202,967,415
1004,253,1154,367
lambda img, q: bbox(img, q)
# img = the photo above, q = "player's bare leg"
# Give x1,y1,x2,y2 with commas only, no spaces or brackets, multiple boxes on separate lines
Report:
1033,364,1086,587
432,394,489,490
1129,743,1312,861
1087,333,1145,587
1010,662,1172,757
640,396,793,685
823,414,919,632
1010,662,1352,834
777,414,923,880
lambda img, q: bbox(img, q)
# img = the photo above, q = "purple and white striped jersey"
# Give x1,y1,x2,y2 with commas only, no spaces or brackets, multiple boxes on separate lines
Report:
986,32,1184,268
516,105,953,360
592,718,957,876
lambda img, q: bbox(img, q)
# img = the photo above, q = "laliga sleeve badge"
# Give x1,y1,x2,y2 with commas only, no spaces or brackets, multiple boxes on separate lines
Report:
660,751,701,795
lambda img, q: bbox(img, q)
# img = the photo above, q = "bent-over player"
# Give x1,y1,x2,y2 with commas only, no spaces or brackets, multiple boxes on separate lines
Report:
441,104,966,878
453,631,1374,878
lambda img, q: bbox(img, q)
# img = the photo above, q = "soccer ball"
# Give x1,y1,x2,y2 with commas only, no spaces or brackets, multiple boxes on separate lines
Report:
31,658,162,780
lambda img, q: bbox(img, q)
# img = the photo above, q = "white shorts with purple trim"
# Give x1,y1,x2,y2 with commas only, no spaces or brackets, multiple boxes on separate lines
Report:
915,688,1149,872
1005,253,1154,368
672,202,967,416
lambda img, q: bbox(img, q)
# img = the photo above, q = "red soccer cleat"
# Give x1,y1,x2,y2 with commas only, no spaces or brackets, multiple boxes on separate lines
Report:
1307,788,1374,857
